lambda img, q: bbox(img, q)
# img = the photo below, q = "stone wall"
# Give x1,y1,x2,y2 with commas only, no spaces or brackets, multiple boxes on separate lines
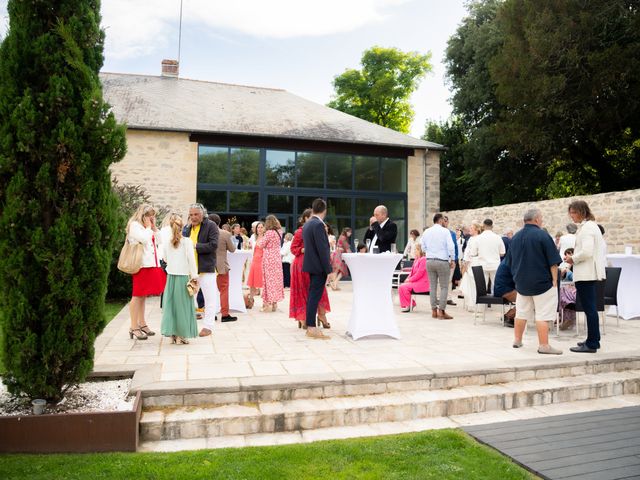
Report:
442,189,640,254
110,129,197,214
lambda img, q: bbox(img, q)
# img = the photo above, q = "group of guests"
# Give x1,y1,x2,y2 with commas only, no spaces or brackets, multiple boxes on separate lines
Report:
124,199,387,343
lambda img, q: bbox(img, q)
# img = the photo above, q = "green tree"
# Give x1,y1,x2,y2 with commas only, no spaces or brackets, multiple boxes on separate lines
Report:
328,46,432,133
444,0,542,207
0,0,126,401
489,0,640,197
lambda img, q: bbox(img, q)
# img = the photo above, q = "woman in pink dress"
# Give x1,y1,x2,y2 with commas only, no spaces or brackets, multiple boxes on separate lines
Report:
259,215,285,312
289,209,331,329
328,227,352,290
247,221,265,306
399,244,430,312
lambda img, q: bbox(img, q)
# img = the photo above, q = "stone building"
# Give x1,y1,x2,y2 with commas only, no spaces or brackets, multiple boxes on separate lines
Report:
102,69,443,248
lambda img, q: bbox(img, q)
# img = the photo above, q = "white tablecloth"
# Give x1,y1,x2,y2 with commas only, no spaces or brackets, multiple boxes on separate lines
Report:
343,253,402,340
228,250,252,313
607,254,640,320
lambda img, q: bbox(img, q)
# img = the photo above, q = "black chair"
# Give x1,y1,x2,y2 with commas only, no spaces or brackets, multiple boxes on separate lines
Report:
604,267,622,327
471,266,507,325
574,280,606,336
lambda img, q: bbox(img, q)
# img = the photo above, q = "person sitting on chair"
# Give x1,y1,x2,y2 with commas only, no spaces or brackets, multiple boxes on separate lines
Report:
493,260,517,327
399,244,429,312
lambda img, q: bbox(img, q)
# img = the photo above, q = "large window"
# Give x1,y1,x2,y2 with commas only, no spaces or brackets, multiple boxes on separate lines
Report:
197,145,408,251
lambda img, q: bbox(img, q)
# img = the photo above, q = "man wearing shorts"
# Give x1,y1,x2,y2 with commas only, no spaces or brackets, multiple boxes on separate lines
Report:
503,208,563,354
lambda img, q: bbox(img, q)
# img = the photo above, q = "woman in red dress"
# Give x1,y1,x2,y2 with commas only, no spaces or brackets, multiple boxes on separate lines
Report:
289,209,331,329
247,221,265,306
328,227,352,290
127,204,167,340
259,215,285,312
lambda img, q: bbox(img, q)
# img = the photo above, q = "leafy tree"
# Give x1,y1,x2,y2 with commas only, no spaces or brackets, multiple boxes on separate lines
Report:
328,46,432,133
0,0,126,401
444,0,542,207
489,0,640,197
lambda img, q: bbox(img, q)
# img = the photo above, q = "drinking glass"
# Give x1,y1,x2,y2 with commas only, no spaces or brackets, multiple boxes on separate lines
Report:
354,238,359,251
391,243,397,254
365,239,371,252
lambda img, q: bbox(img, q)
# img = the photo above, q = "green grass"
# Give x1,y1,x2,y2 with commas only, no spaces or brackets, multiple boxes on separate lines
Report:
0,301,126,375
0,429,535,480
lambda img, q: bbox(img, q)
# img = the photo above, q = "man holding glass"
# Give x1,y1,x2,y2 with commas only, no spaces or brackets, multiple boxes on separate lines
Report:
363,205,397,253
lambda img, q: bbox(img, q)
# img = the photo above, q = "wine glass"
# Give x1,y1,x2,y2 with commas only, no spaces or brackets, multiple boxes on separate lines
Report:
365,239,371,252
354,238,359,252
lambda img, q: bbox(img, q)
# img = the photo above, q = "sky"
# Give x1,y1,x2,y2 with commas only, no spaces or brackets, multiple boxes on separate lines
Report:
0,0,468,138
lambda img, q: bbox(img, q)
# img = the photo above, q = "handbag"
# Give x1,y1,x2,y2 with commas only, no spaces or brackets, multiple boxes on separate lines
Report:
117,237,144,274
183,238,199,297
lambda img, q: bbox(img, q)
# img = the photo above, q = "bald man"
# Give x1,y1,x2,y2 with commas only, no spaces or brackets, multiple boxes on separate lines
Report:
363,205,398,253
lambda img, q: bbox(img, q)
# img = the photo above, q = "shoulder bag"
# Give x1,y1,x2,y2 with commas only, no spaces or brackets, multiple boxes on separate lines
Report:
117,236,144,275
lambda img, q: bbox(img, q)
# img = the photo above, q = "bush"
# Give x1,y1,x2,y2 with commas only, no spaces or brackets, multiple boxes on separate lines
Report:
0,0,126,401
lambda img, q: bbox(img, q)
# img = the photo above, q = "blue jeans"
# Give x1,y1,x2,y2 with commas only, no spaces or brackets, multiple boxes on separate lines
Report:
575,280,600,349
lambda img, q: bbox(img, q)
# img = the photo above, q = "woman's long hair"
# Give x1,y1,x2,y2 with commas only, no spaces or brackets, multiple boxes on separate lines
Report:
127,203,155,234
340,227,352,238
297,208,312,228
568,200,595,221
168,213,184,248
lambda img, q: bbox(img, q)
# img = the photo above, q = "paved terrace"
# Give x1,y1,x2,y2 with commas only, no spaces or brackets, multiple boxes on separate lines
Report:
94,283,640,384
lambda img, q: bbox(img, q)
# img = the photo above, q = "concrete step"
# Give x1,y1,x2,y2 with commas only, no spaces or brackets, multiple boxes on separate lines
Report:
139,356,640,408
138,394,640,452
140,369,640,442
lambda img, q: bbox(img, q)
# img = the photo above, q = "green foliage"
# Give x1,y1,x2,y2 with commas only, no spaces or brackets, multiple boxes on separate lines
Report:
107,181,170,300
489,0,640,196
328,46,432,133
0,429,535,480
442,0,640,207
0,0,126,401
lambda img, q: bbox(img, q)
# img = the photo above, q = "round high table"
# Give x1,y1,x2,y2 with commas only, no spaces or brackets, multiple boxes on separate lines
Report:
228,250,252,313
606,254,640,320
343,253,403,340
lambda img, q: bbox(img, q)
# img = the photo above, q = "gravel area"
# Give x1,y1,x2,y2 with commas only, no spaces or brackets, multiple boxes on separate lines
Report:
0,378,135,416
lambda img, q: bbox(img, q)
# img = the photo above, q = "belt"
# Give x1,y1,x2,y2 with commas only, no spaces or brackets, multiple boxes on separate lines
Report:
427,258,449,262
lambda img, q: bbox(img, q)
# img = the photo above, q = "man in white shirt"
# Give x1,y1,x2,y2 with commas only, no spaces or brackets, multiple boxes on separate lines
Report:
468,218,505,294
421,213,456,319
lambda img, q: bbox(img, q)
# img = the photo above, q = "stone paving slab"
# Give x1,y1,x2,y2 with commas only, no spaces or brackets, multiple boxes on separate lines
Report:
95,283,640,386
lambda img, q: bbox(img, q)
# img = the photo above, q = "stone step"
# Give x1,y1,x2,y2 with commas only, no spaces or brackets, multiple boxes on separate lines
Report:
139,356,640,408
140,369,640,442
138,394,640,452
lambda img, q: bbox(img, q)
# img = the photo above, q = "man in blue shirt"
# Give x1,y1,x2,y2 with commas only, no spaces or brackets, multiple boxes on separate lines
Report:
493,260,517,327
503,208,563,354
421,213,456,319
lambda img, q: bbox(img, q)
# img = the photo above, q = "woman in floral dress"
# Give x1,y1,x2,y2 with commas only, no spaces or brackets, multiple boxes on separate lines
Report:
259,215,285,312
289,209,331,329
328,227,352,290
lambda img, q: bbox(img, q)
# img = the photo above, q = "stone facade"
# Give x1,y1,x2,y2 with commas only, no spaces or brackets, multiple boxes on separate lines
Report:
406,148,442,233
442,189,640,254
110,129,197,213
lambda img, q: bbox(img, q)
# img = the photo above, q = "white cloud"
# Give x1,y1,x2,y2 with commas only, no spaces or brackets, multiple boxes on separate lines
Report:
0,0,8,39
0,0,411,58
102,0,410,59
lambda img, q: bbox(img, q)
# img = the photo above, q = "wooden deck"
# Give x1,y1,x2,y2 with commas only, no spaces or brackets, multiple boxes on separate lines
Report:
464,406,640,480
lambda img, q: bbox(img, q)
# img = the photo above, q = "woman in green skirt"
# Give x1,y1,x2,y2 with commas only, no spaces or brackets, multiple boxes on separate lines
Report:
161,213,199,344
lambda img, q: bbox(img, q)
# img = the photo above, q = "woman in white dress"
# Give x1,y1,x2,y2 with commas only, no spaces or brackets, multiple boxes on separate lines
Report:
459,223,483,310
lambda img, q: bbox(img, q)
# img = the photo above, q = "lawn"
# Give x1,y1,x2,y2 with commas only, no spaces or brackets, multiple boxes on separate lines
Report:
0,300,126,375
0,429,535,480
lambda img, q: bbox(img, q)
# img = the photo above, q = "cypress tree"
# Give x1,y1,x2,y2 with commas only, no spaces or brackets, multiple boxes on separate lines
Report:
0,0,126,401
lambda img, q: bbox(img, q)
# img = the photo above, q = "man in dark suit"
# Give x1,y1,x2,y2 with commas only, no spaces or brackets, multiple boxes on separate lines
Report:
363,205,397,253
302,198,332,340
184,203,219,337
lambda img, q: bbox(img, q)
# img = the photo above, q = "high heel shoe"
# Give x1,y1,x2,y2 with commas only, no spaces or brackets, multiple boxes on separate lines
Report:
171,335,177,344
129,328,148,340
259,305,271,312
176,336,189,345
317,315,331,329
272,303,277,312
139,325,155,336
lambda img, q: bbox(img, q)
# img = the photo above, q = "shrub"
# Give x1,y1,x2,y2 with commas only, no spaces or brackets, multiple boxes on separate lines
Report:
0,0,126,401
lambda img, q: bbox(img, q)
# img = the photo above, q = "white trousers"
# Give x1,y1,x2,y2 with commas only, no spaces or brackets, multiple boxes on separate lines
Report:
198,272,219,330
484,269,497,295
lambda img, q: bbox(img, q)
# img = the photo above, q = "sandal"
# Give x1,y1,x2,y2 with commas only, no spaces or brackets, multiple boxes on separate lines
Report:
129,328,148,340
139,325,156,336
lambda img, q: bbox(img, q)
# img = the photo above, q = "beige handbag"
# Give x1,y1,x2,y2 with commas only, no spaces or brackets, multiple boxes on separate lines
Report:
117,237,144,274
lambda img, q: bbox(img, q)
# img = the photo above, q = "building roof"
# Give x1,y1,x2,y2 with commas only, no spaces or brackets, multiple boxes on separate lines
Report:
100,73,444,151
